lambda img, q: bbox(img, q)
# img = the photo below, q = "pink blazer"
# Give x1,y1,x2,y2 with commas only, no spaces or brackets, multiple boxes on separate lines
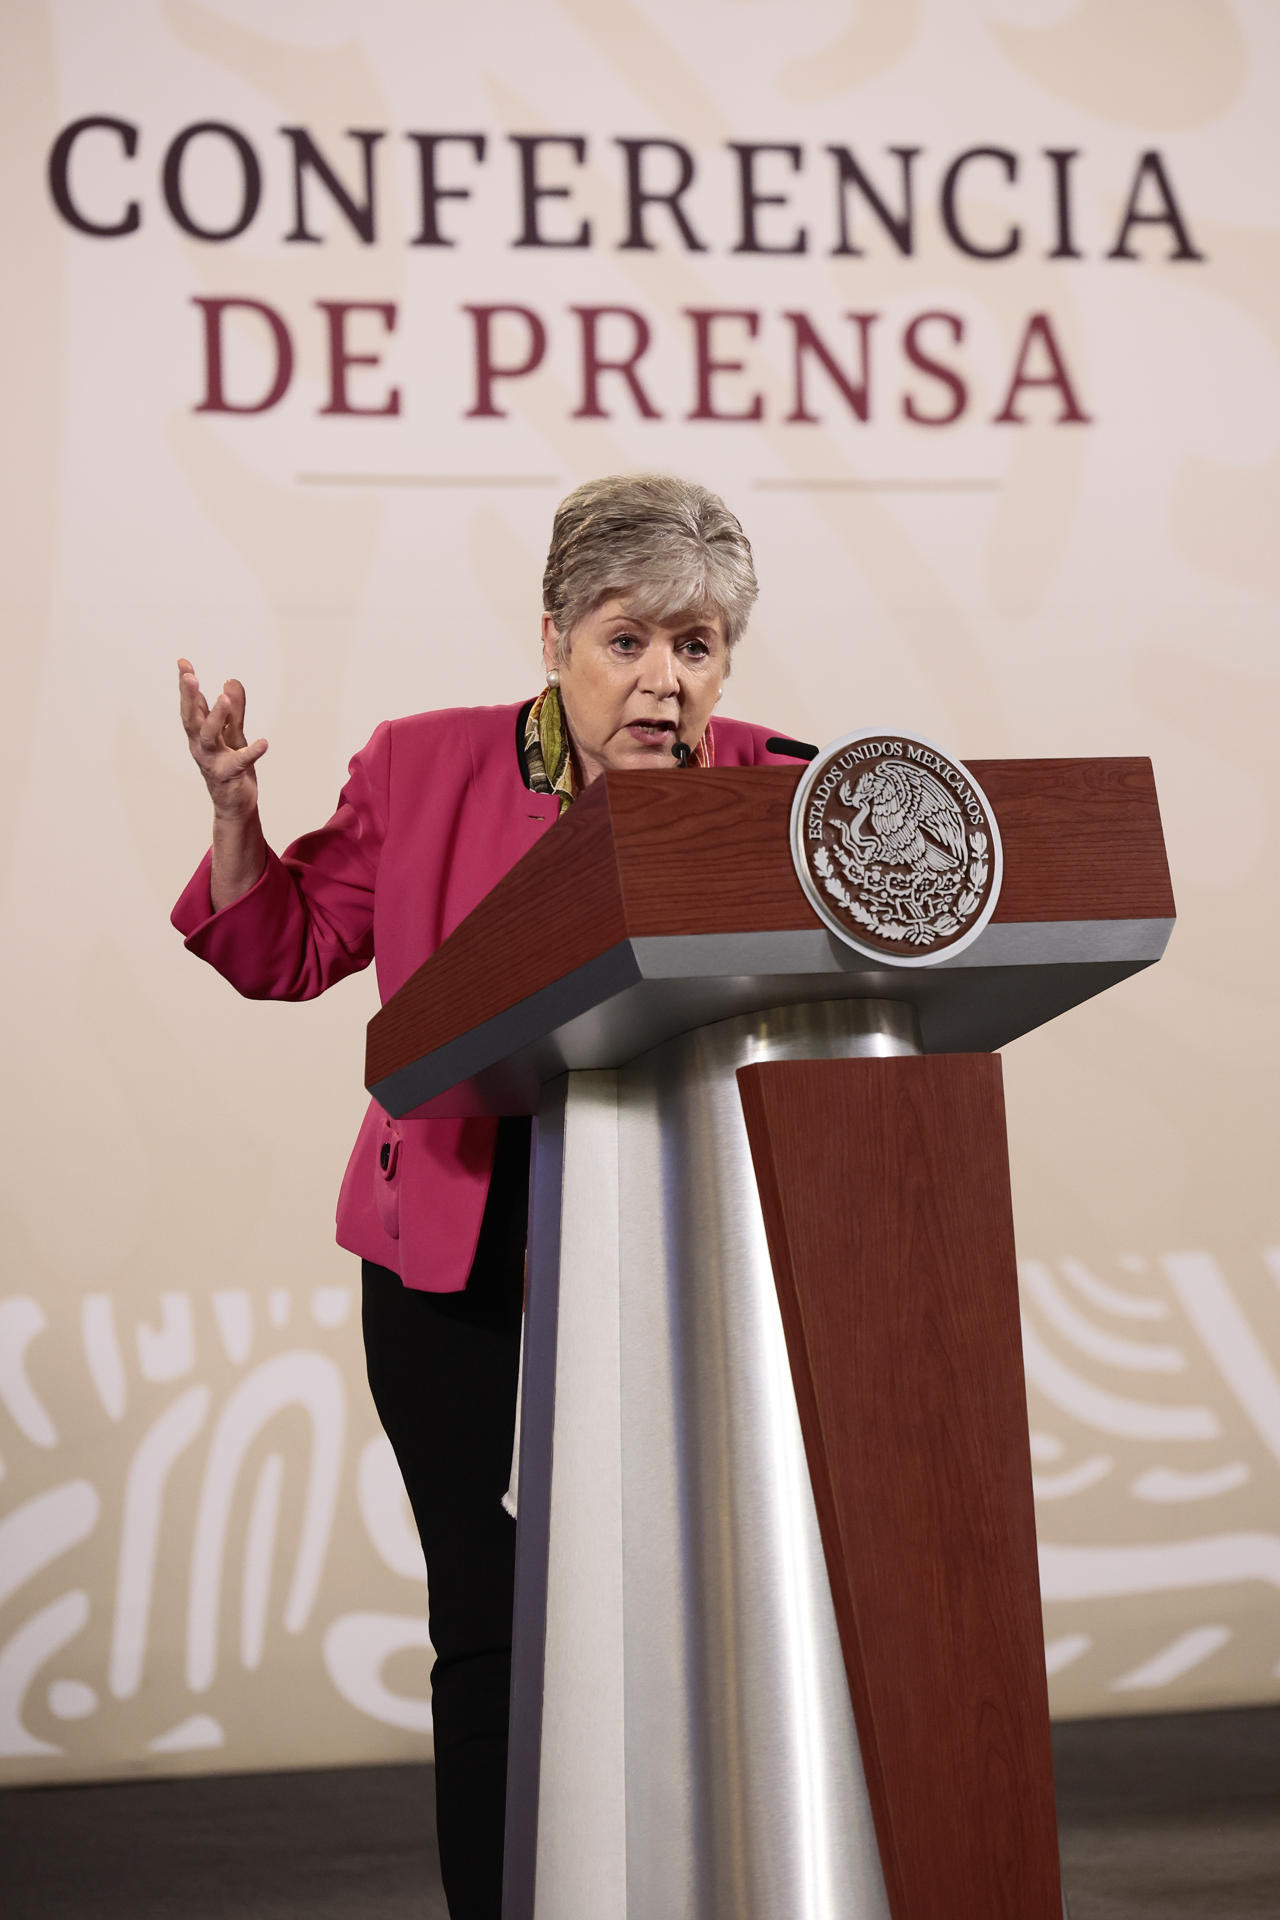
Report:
173,700,790,1291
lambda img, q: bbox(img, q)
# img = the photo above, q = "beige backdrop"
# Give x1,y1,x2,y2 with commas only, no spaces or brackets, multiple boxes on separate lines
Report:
3,0,1279,1785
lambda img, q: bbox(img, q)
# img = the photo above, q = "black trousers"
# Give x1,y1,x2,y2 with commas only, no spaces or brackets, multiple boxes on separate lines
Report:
361,1116,530,1920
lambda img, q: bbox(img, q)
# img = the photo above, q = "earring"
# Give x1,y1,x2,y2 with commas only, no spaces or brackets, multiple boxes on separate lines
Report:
546,668,560,690
715,687,723,702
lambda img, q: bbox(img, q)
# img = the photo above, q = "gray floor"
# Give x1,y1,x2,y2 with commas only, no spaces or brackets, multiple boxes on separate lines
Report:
0,1761,447,1920
1052,1707,1279,1920
1,1706,1276,1918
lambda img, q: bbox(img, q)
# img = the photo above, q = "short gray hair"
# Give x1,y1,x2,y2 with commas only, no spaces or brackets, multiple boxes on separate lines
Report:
542,473,757,654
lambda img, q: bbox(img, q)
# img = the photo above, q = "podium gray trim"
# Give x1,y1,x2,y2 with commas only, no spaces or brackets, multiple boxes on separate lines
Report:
372,916,1173,1119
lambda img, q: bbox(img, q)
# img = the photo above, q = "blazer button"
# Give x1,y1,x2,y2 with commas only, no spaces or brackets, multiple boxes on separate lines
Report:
379,1141,391,1171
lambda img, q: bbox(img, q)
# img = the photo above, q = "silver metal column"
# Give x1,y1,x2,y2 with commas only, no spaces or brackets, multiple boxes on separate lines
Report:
506,1000,920,1920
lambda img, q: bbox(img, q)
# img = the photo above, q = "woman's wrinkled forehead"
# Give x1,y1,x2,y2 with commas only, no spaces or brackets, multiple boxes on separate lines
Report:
596,582,727,639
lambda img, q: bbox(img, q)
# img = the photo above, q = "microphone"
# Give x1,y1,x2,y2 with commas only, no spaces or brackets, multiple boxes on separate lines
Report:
765,735,819,762
671,739,693,767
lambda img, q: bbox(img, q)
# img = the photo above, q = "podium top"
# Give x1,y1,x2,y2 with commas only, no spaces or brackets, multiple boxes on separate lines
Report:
366,759,1174,1118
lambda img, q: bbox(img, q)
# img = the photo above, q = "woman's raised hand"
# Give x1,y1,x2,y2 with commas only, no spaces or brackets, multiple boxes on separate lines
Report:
178,659,270,907
178,658,268,821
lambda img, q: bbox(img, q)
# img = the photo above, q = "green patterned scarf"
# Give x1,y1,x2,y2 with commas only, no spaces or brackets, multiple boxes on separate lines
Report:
524,686,577,815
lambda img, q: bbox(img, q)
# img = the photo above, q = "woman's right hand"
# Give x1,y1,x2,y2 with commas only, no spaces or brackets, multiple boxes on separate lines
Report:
178,657,269,821
178,658,270,908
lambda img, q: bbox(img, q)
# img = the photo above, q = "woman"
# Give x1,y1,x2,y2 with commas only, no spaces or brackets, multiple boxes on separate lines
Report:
173,473,794,1920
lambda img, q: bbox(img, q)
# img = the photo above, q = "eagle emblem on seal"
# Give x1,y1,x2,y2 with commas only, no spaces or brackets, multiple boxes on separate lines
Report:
836,761,969,875
789,730,1002,965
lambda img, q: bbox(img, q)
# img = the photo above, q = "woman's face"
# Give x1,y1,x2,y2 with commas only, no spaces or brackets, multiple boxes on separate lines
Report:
542,597,728,786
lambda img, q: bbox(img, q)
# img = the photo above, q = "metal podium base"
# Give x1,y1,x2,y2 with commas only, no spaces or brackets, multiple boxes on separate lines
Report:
504,1000,921,1920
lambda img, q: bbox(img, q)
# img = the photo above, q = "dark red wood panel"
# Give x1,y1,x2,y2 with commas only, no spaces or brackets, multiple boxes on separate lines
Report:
737,1054,1061,1920
973,756,1174,923
607,766,810,933
608,758,1173,930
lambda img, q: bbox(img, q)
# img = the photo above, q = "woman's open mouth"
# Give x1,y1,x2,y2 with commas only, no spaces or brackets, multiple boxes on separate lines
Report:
626,719,676,742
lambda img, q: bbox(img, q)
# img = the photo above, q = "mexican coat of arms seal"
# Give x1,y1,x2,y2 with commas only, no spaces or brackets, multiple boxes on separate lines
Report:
789,730,1003,966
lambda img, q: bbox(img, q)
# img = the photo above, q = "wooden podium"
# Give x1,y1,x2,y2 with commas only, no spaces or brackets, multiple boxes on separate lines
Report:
366,759,1174,1920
